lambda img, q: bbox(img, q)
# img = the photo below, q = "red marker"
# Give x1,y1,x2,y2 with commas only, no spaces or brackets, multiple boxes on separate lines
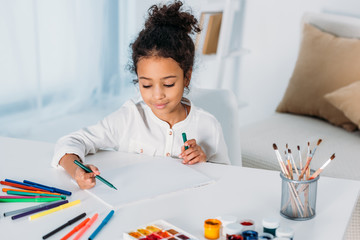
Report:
61,217,90,240
0,181,48,192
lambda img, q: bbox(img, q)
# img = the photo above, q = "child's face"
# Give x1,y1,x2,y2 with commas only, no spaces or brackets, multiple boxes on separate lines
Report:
137,56,189,121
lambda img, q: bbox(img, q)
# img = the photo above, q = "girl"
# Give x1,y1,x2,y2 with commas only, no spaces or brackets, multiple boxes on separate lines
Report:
52,0,230,189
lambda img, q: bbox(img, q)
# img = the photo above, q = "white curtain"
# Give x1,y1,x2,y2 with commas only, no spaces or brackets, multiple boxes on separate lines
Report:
0,0,134,138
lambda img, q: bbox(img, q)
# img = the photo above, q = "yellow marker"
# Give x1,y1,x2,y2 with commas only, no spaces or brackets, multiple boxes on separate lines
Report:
29,200,81,220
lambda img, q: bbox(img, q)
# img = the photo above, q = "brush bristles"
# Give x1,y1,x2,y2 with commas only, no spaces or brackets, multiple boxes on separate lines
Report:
273,143,278,150
286,143,288,149
330,153,335,160
297,145,300,151
288,149,292,154
317,139,323,146
307,142,310,146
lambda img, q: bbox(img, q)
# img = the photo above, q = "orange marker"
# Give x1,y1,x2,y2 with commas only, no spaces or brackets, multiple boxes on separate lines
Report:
73,213,98,240
2,188,60,195
61,217,90,240
0,181,48,191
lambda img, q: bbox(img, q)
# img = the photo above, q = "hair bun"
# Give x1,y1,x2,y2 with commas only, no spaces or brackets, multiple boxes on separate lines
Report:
145,1,200,35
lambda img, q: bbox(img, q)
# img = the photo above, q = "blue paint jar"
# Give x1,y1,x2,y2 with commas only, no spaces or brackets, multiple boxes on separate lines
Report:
258,232,274,239
241,230,258,240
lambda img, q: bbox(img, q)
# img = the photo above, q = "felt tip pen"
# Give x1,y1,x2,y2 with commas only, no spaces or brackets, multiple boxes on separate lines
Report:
6,190,66,199
12,200,68,220
5,179,54,192
23,180,72,196
61,217,90,240
88,210,115,240
182,132,189,150
2,188,60,195
29,200,81,220
42,212,86,239
73,213,98,240
3,200,64,217
73,160,117,190
0,196,54,199
0,180,50,192
0,197,63,202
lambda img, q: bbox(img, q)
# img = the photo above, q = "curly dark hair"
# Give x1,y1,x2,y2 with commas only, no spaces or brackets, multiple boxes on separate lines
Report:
130,0,201,84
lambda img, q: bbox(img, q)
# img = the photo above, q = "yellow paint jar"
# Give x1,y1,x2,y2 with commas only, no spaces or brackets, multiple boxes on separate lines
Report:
204,219,222,239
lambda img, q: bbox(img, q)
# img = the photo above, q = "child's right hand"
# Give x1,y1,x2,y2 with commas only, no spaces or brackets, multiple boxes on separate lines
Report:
74,164,100,190
59,153,101,190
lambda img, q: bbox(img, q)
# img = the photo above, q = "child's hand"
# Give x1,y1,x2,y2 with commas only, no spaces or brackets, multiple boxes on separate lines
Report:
74,164,100,189
179,139,207,165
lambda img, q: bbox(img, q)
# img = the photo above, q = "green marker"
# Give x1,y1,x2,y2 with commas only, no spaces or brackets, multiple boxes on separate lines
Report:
6,191,66,199
74,160,117,190
0,197,62,203
182,132,189,150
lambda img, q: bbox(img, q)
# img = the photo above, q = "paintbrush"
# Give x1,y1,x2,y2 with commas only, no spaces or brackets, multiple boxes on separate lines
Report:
299,150,312,180
309,153,335,180
288,149,299,176
272,144,288,176
311,139,322,158
297,145,303,170
273,144,304,216
286,150,293,179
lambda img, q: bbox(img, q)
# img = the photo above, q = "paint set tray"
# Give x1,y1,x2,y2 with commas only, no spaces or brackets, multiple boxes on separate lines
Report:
123,219,198,240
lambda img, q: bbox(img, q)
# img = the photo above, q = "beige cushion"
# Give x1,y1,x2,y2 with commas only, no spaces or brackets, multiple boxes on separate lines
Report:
276,23,360,131
324,81,360,129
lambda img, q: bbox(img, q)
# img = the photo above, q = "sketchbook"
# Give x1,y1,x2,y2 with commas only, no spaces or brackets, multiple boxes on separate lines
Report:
85,158,214,209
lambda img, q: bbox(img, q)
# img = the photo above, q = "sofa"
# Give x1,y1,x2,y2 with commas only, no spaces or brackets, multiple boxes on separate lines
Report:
239,12,360,240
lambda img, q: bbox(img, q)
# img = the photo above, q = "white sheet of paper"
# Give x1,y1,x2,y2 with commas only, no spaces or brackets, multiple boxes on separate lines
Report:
85,158,214,209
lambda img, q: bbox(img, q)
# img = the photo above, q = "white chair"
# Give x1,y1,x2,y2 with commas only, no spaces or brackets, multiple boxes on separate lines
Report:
186,88,242,166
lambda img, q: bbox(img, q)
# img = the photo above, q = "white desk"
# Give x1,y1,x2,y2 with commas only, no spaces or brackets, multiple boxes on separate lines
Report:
0,137,359,239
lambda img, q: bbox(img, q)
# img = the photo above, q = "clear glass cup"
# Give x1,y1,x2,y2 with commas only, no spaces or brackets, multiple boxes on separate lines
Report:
280,171,319,220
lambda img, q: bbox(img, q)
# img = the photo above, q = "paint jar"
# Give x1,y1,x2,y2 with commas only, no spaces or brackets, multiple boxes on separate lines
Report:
241,230,258,240
204,219,222,239
280,171,319,220
223,223,243,236
218,216,238,236
262,217,279,236
226,234,244,240
239,219,255,231
275,226,294,240
218,215,237,226
258,232,274,239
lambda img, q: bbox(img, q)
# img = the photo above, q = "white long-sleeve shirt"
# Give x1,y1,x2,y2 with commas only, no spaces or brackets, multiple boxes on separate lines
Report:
51,98,230,167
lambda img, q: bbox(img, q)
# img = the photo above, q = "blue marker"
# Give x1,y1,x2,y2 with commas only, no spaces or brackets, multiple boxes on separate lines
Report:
5,179,54,193
23,180,72,196
88,210,115,240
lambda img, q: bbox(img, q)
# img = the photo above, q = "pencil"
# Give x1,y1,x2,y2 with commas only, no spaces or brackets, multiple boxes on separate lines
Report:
73,160,117,190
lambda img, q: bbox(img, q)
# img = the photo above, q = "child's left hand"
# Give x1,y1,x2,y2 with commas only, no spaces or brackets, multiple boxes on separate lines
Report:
179,139,207,164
